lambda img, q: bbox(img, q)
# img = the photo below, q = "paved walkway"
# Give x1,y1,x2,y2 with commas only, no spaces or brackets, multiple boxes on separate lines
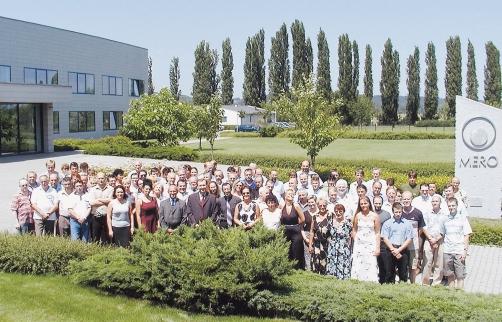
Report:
1,152,501,295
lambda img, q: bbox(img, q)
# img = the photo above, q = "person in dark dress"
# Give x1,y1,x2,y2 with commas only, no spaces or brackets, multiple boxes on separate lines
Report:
135,180,158,233
309,198,332,275
281,189,306,269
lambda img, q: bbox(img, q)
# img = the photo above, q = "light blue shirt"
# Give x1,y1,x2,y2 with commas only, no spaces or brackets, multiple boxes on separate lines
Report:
381,217,413,246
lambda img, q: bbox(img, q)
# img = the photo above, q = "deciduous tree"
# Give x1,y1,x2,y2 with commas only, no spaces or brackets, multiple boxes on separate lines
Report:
316,29,331,101
268,23,290,101
169,57,180,100
484,41,501,107
380,38,400,125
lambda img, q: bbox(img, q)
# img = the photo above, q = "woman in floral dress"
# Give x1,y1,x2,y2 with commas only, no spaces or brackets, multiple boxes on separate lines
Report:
327,204,353,279
308,198,332,275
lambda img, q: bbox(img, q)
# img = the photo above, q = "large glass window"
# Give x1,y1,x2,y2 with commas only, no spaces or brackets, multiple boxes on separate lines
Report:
102,75,123,95
69,72,95,94
53,111,59,134
0,65,11,82
103,111,123,130
24,68,58,85
129,79,144,97
0,103,40,155
69,111,95,132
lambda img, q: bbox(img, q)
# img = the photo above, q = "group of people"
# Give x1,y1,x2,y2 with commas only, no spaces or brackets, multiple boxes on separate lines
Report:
10,159,472,288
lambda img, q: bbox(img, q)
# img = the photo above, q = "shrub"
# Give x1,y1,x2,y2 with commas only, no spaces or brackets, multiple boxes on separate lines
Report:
69,221,293,315
415,119,455,127
259,126,283,137
470,218,502,247
0,234,103,275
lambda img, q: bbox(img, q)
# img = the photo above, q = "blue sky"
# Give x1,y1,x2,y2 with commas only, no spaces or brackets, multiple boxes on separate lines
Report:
3,0,501,99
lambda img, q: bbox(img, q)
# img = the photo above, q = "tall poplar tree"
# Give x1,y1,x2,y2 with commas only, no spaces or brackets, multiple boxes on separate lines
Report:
210,49,219,96
424,42,438,119
484,41,501,107
243,30,266,106
380,38,400,125
364,44,373,99
337,34,353,101
306,38,313,77
291,20,310,88
192,41,213,105
350,40,360,100
445,36,462,118
147,56,154,95
221,38,234,105
466,40,478,101
268,23,290,101
316,29,331,101
406,47,420,124
169,57,180,101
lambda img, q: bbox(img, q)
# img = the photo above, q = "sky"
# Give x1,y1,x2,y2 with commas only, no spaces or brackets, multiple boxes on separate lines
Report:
3,0,501,99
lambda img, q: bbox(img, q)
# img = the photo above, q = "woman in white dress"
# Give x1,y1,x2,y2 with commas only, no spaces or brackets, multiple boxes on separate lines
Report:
350,196,381,282
261,194,282,230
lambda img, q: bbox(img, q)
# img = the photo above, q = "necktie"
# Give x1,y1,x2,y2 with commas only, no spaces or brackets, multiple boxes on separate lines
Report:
226,199,232,225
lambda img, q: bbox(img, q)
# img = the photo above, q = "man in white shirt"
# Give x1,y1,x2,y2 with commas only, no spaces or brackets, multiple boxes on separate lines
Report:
68,180,92,242
412,184,433,214
365,167,387,198
89,172,113,242
422,195,447,286
128,160,143,179
296,160,322,187
268,170,284,197
443,184,468,217
30,174,59,236
349,168,367,200
57,177,74,237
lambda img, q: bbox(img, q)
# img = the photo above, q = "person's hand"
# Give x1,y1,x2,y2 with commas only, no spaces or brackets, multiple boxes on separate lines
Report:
308,246,313,254
374,249,380,257
167,228,174,235
460,251,467,263
395,252,402,259
108,230,113,239
391,248,400,256
130,226,135,235
42,212,50,220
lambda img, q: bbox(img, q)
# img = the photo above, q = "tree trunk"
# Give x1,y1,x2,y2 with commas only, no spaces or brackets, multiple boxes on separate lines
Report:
199,137,202,150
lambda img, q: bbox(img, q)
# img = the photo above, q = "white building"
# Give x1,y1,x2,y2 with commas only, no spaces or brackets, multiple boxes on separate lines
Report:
221,105,270,127
0,16,148,155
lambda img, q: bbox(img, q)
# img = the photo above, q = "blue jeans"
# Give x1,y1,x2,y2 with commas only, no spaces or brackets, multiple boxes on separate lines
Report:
70,218,90,242
18,223,34,235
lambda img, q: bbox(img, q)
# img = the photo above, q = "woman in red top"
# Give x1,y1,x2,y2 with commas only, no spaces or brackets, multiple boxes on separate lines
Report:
135,180,158,233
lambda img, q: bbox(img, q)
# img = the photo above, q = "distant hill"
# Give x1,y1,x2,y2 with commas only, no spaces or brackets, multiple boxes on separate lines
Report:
372,96,445,113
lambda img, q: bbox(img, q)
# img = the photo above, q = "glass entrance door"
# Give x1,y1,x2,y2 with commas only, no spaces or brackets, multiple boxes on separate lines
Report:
0,103,42,155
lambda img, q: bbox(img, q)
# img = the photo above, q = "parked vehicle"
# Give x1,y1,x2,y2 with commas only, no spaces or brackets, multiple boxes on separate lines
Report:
235,124,260,132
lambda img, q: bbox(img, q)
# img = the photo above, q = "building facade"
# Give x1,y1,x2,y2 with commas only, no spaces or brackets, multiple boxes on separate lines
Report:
0,16,148,155
221,105,269,127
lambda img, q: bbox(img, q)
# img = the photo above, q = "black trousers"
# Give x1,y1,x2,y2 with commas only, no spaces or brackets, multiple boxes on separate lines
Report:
112,226,130,248
384,245,409,283
91,215,108,243
377,245,392,284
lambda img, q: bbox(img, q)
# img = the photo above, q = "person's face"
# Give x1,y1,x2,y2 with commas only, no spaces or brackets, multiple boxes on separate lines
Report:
359,198,370,211
168,174,176,184
178,181,187,192
267,200,277,210
191,168,198,177
307,198,317,210
74,182,83,194
420,186,429,197
228,174,237,185
337,184,347,195
62,167,69,174
139,171,147,180
203,173,211,181
70,166,78,175
429,184,437,196
444,187,454,198
209,183,218,194
49,175,58,187
27,173,37,185
401,193,412,206
178,170,187,181
108,177,116,187
387,189,396,201
20,181,29,193
47,164,55,172
40,177,49,190
143,185,151,195
327,180,336,188
372,170,380,180
288,178,297,187
331,171,339,180
255,169,263,176
357,187,366,198
270,171,278,182
299,175,308,187
235,182,243,192
285,190,294,201
153,185,162,195
190,179,198,189
447,201,458,214
393,208,402,220
115,188,125,200
138,180,144,189
242,188,251,200
266,182,274,192
214,171,223,182
81,175,88,186
318,201,328,214
116,174,123,182
134,162,142,172
245,170,253,181
151,169,159,177
311,180,319,190
123,181,131,191
198,181,207,193
301,161,309,172
223,185,232,196
62,180,72,192
169,186,178,199
131,174,138,186
373,198,383,211
395,191,402,202
299,191,307,201
355,171,363,181
452,178,460,189
334,207,344,219
373,183,382,196
431,197,441,209
255,177,263,187
408,176,417,185
329,189,337,202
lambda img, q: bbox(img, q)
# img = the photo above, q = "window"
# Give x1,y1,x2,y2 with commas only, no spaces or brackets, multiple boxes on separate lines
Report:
0,65,11,82
221,116,227,122
103,111,123,130
102,75,123,95
129,79,144,97
24,67,58,85
53,111,59,134
69,111,95,132
68,72,95,94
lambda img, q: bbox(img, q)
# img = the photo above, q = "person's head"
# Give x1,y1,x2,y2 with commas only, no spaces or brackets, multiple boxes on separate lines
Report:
288,177,297,189
288,171,297,180
39,174,49,190
330,169,340,180
113,185,127,200
266,180,274,193
428,183,437,196
74,179,84,194
371,167,381,180
357,196,373,213
299,173,309,187
203,172,211,182
255,168,264,177
108,175,116,187
311,175,320,190
395,189,403,203
142,180,153,195
177,179,187,193
328,187,337,202
431,195,441,210
355,168,365,182
197,179,207,193
134,161,142,172
300,160,310,173
80,173,88,187
46,159,56,173
408,170,418,186
150,167,160,180
255,175,263,188
122,177,131,191
373,196,383,212
386,186,397,202
178,168,187,182
70,162,79,175
356,184,367,199
79,162,89,174
191,167,199,178
285,188,295,202
242,187,251,201
265,194,278,210
112,168,124,181
189,176,198,190
372,181,382,196
258,186,268,201
18,179,29,193
168,184,178,199
244,168,253,181
61,163,70,175
297,188,308,202
307,195,318,211
153,182,163,196
334,203,346,219
228,172,238,186
269,170,279,182
130,173,139,186
49,173,59,188
232,180,244,193
392,202,403,219
317,198,328,214
326,175,337,189
96,172,107,187
386,177,395,187
336,179,348,197
447,197,458,215
214,170,224,183
222,182,232,197
443,184,454,198
401,191,413,207
138,169,148,180
420,183,429,198
209,181,220,196
451,177,461,192
61,176,72,192
167,172,176,185
27,171,37,185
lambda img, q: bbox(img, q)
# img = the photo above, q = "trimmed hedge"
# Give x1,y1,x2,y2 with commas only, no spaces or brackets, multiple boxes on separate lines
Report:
470,218,502,247
69,221,293,315
277,129,454,139
415,119,455,127
0,234,103,275
259,126,283,137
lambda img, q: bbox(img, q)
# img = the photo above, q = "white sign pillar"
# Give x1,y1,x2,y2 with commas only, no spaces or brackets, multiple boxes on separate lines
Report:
455,96,502,219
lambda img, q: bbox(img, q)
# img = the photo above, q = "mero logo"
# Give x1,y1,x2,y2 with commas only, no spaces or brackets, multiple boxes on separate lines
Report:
461,117,497,152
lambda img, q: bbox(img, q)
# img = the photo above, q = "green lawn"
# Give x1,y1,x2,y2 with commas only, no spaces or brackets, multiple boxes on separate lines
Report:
0,273,291,322
188,138,454,163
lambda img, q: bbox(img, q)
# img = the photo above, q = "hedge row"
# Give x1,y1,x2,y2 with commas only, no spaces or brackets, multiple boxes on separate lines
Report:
0,234,102,275
277,129,454,140
415,119,456,127
470,218,502,247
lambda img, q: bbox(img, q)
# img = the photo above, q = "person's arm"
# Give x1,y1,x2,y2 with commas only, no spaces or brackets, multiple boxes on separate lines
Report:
351,213,359,239
79,201,91,223
295,204,305,224
106,202,113,238
234,204,243,227
129,202,135,235
373,214,381,256
308,218,315,254
248,205,261,229
135,198,142,229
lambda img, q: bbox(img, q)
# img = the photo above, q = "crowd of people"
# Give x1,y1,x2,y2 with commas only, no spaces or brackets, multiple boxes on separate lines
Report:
10,159,472,288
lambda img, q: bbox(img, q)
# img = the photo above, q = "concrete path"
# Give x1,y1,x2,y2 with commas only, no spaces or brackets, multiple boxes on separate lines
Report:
465,245,502,294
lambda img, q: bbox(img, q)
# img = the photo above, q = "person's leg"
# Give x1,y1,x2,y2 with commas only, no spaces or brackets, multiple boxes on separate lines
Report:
443,253,457,288
45,220,56,236
422,242,433,285
81,219,90,243
398,251,409,282
408,249,418,283
453,254,466,289
58,216,71,237
377,249,386,284
431,242,444,286
70,218,80,241
92,215,101,242
34,219,44,236
382,248,395,283
114,226,130,247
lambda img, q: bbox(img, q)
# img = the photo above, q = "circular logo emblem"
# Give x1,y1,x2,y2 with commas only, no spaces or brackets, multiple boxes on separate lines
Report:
462,117,497,151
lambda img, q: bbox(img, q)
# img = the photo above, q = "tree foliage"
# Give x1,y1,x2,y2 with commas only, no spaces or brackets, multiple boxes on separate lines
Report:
445,36,462,118
348,96,374,127
484,41,501,107
272,79,343,167
466,40,478,101
169,57,180,101
351,40,360,100
380,38,400,125
243,30,266,106
291,20,311,89
316,29,331,102
147,56,154,95
338,34,353,102
364,44,373,99
192,41,218,105
221,38,234,105
424,42,438,119
123,88,192,146
406,47,420,124
268,23,290,101
205,96,224,157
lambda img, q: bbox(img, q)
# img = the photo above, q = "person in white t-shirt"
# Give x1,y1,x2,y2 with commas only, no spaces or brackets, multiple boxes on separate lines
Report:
68,180,92,242
30,175,59,236
365,168,387,199
412,184,433,214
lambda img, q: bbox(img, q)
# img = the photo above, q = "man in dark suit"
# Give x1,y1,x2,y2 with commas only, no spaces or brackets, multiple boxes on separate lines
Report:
217,182,241,228
159,184,185,233
184,179,219,226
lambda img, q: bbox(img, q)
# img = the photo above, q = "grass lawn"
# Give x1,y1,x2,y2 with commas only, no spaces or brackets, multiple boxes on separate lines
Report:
0,273,291,322
188,137,454,163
